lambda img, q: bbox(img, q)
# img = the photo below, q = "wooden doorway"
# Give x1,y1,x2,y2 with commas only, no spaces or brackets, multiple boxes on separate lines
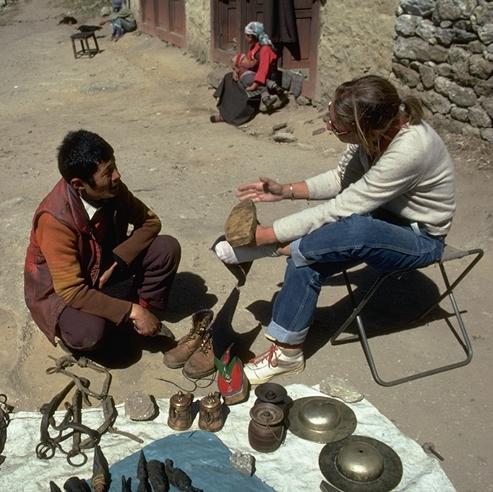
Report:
140,0,186,48
210,0,320,98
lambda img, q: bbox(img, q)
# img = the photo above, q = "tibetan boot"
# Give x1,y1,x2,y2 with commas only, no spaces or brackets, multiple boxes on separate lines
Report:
183,330,216,379
163,309,213,369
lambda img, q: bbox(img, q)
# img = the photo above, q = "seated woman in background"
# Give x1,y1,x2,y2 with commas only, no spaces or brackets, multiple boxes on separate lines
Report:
214,75,456,384
210,21,278,125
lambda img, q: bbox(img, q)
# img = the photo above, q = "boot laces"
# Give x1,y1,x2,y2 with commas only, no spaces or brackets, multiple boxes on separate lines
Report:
250,344,279,367
198,331,213,354
182,322,207,342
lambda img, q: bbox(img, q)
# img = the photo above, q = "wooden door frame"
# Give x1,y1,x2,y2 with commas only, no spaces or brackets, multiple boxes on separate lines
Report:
140,0,186,49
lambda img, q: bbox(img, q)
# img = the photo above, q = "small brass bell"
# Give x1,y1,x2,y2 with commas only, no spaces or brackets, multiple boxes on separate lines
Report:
198,392,224,432
168,391,194,431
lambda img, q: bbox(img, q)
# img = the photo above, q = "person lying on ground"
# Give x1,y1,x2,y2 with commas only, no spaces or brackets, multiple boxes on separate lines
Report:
24,129,181,354
214,74,456,385
210,21,278,125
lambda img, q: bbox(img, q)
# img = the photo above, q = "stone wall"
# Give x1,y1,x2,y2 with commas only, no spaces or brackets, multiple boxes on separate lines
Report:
392,0,493,142
186,0,211,64
317,0,399,101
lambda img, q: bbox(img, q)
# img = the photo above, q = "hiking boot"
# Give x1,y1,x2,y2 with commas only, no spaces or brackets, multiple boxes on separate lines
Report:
244,343,305,385
182,330,216,379
163,309,213,369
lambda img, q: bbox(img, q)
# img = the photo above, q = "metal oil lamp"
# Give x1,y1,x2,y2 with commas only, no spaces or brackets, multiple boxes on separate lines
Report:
167,391,194,431
248,402,285,453
198,391,224,432
254,382,290,418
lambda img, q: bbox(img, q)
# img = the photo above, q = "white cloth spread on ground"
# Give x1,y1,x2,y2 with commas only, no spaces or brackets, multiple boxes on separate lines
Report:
0,384,455,491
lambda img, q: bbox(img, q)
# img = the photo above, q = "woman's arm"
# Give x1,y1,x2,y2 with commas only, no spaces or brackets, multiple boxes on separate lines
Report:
273,134,425,243
236,177,309,202
252,45,277,86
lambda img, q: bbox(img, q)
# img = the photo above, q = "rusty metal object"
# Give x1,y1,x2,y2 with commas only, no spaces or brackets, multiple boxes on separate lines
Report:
0,394,12,467
165,459,202,492
168,391,194,431
36,355,142,467
198,392,224,432
248,402,285,453
422,442,444,461
36,380,76,461
319,435,403,492
147,459,169,492
137,450,152,492
49,481,63,492
63,476,91,491
121,476,132,491
91,444,111,492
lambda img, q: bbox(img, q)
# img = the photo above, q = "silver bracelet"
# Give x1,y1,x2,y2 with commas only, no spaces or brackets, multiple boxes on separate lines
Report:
289,184,294,200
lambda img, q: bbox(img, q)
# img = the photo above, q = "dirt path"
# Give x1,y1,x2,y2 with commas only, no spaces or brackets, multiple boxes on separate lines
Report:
1,1,492,490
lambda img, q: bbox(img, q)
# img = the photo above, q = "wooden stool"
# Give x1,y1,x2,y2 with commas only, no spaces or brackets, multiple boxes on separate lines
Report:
70,31,100,59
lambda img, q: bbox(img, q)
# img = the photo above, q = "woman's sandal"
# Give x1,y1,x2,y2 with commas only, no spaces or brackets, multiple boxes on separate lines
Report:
210,114,225,123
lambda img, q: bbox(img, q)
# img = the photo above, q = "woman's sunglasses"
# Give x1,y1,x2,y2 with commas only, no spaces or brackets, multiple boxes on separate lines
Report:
326,102,352,136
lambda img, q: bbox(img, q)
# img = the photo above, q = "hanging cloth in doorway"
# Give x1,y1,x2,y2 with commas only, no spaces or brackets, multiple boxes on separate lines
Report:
263,0,299,45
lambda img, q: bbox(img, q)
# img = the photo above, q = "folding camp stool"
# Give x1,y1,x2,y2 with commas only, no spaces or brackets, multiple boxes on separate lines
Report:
330,244,484,387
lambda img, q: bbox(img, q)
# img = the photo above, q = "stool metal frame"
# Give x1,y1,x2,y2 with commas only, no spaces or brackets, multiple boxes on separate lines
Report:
70,32,100,59
330,245,484,386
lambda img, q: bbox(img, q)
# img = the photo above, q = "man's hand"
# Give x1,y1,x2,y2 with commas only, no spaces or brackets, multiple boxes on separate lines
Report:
236,176,284,202
98,261,118,289
129,303,160,336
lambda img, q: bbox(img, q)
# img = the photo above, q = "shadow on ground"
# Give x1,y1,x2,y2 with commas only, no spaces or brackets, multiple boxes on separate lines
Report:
162,271,218,323
245,266,459,360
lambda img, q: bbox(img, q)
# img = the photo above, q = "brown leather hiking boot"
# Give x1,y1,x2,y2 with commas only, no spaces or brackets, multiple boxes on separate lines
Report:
182,330,216,379
163,309,213,369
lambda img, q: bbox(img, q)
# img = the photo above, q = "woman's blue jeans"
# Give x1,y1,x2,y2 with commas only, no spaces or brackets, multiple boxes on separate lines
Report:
266,214,445,344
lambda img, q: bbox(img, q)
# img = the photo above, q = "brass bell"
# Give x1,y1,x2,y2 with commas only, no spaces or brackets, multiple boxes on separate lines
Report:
198,391,224,432
168,391,194,431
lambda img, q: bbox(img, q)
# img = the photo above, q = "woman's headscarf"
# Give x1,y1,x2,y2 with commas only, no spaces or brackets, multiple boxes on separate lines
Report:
244,21,274,48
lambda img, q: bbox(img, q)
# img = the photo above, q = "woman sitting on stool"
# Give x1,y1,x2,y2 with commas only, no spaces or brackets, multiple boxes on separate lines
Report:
210,21,278,125
214,75,456,384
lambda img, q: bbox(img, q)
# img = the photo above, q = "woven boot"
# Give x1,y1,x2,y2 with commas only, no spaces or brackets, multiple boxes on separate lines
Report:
163,309,213,369
183,330,216,379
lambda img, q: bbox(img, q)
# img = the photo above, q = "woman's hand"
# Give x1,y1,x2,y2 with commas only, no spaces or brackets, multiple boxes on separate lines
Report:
246,82,259,91
236,176,284,202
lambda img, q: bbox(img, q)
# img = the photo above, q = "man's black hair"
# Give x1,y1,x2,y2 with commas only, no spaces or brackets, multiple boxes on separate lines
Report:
57,130,114,185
